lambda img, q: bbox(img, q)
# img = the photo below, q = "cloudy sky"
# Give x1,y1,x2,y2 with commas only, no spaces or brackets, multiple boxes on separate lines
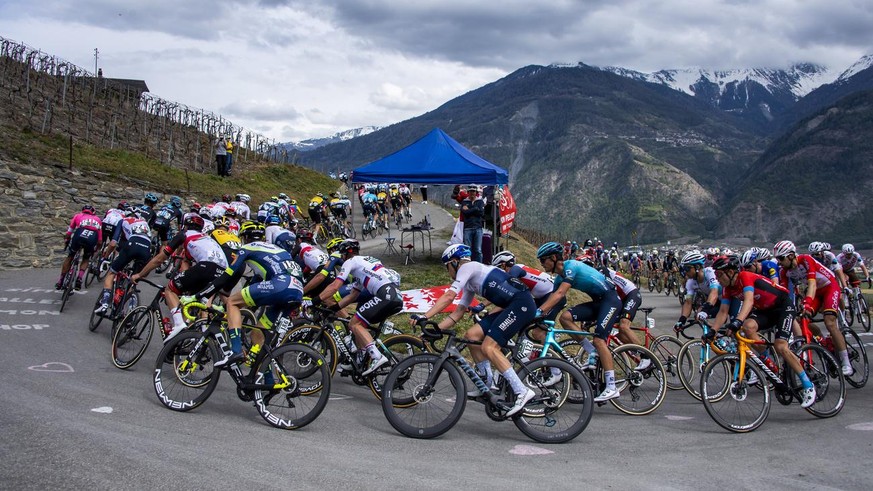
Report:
2,0,871,142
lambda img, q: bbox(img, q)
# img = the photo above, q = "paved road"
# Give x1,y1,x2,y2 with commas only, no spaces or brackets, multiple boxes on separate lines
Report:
2,269,872,489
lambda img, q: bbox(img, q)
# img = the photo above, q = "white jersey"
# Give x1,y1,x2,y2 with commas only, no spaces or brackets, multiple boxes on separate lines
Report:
686,267,719,298
201,218,214,234
337,255,400,295
509,264,555,299
297,242,329,272
817,251,842,272
604,268,638,297
229,201,251,220
265,225,294,244
837,251,862,271
449,261,500,307
120,216,150,240
179,230,228,268
103,209,125,227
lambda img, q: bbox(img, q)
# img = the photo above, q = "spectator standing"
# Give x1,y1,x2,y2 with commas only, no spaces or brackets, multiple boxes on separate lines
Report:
214,137,227,176
225,137,234,176
420,185,428,204
461,185,485,262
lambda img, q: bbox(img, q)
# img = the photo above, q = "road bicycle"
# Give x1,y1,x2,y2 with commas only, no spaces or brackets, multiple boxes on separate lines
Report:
675,319,732,400
699,327,845,433
59,248,84,313
664,271,683,298
529,319,667,415
361,213,378,240
110,278,174,369
842,284,871,331
88,266,139,336
282,305,426,402
792,315,868,389
153,302,331,429
631,269,641,287
381,321,594,443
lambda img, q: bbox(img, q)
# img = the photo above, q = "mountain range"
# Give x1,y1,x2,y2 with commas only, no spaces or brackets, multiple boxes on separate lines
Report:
296,55,873,245
282,126,380,153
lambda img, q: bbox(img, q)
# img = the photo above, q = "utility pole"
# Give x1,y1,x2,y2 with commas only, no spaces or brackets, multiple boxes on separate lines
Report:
93,48,99,97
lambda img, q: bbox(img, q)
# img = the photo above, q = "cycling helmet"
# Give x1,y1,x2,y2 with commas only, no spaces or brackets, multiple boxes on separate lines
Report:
754,247,772,261
442,244,472,264
290,199,297,205
239,221,264,242
338,239,360,255
773,240,796,258
297,229,314,243
536,242,564,259
117,201,131,211
631,253,638,259
265,215,282,226
580,253,595,266
214,216,231,229
341,194,348,200
652,249,659,255
842,243,855,254
491,251,516,267
271,196,279,202
144,192,158,205
723,248,734,256
325,237,344,253
739,249,758,268
240,194,251,203
278,193,289,200
81,204,95,214
680,251,706,267
221,194,232,203
190,202,202,212
823,242,832,251
711,255,739,271
170,196,182,208
808,241,827,254
184,214,205,231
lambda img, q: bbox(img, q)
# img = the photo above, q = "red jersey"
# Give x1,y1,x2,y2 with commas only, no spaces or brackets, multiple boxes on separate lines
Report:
722,271,790,310
779,254,835,290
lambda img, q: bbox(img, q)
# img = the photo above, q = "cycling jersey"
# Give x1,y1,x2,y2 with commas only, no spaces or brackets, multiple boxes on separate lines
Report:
113,216,151,243
66,212,103,242
336,255,400,296
721,271,790,310
760,259,780,284
265,225,296,252
103,209,125,227
228,201,251,220
153,204,182,230
164,230,228,268
210,229,241,264
554,260,614,300
779,254,836,290
506,264,555,299
294,242,330,275
837,251,863,271
813,251,842,273
685,267,719,298
603,268,637,300
309,196,324,209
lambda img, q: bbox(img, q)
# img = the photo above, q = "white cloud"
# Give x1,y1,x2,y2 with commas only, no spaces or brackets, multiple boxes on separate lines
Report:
1,0,871,141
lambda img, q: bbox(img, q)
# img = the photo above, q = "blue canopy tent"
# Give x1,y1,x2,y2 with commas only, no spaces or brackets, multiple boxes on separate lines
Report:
351,128,509,258
351,128,508,185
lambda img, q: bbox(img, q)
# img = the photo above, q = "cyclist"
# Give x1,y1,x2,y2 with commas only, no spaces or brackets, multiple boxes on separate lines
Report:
101,202,128,248
95,209,152,313
286,199,301,221
388,185,403,220
647,250,661,283
308,193,326,226
152,196,183,248
490,250,563,320
662,250,678,286
809,241,847,289
361,188,379,226
137,192,159,227
399,183,412,209
264,215,296,254
375,188,390,229
210,217,243,264
674,250,721,333
707,255,816,408
58,205,103,290
132,214,228,341
318,240,403,376
629,253,641,279
186,233,305,367
837,243,871,289
229,193,251,221
535,241,623,402
774,240,853,375
410,244,537,415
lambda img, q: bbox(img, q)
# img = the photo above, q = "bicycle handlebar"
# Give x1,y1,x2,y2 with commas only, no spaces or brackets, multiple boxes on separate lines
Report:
134,277,164,290
417,320,454,341
181,301,224,321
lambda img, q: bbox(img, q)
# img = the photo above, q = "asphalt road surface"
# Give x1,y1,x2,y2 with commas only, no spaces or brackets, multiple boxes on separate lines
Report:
2,268,872,490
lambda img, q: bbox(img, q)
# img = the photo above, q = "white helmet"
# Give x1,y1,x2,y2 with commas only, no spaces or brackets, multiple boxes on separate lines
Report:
773,240,796,258
754,247,772,261
680,251,705,267
739,249,757,268
723,248,734,256
808,241,827,254
491,250,516,267
842,243,855,254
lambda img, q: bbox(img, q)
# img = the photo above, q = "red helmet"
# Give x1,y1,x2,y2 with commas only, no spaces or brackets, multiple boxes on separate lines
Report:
297,229,314,242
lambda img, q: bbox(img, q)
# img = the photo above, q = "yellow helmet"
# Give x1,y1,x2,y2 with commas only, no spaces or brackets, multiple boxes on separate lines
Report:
325,237,344,252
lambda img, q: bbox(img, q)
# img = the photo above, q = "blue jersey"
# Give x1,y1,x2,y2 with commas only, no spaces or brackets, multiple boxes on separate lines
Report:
760,259,780,284
226,242,302,281
554,259,614,299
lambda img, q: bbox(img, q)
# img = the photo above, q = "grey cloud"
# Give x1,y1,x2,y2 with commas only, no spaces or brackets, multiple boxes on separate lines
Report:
220,100,302,121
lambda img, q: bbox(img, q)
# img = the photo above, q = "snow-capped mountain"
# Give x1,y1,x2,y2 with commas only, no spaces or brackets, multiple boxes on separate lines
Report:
283,126,381,152
836,54,873,82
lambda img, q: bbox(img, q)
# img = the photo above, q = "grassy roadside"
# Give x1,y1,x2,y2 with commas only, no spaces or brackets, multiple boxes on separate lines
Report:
3,125,336,204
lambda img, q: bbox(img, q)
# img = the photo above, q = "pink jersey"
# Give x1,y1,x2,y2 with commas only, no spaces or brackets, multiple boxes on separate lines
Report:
67,212,103,242
780,254,836,290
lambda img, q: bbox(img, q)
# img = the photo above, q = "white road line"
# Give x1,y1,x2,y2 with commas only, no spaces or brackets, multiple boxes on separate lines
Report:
846,422,873,431
91,406,113,414
509,444,555,456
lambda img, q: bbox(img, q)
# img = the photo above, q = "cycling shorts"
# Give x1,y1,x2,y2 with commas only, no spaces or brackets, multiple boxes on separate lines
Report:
809,282,841,315
308,208,322,224
747,301,795,341
377,203,388,215
68,228,99,258
619,289,642,321
330,208,347,221
241,275,304,329
152,222,172,242
478,291,537,347
169,261,223,295
355,284,402,327
567,290,623,340
110,236,151,274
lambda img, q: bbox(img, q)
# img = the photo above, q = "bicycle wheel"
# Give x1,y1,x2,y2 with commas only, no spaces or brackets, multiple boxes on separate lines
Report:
153,331,221,411
88,296,105,332
793,344,845,418
842,327,868,388
111,306,155,369
647,278,654,293
368,334,428,402
513,357,594,443
700,353,770,432
60,268,75,313
655,277,663,294
609,344,666,415
282,324,339,375
84,258,98,287
650,335,684,390
112,287,140,337
857,296,870,332
843,299,855,327
381,353,466,439
253,343,331,429
677,339,710,400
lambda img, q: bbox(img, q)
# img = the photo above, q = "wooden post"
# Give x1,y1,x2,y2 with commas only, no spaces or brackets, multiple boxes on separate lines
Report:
68,135,73,169
185,169,191,193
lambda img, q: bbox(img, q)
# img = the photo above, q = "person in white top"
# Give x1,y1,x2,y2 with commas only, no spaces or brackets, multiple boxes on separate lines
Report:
319,240,403,376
